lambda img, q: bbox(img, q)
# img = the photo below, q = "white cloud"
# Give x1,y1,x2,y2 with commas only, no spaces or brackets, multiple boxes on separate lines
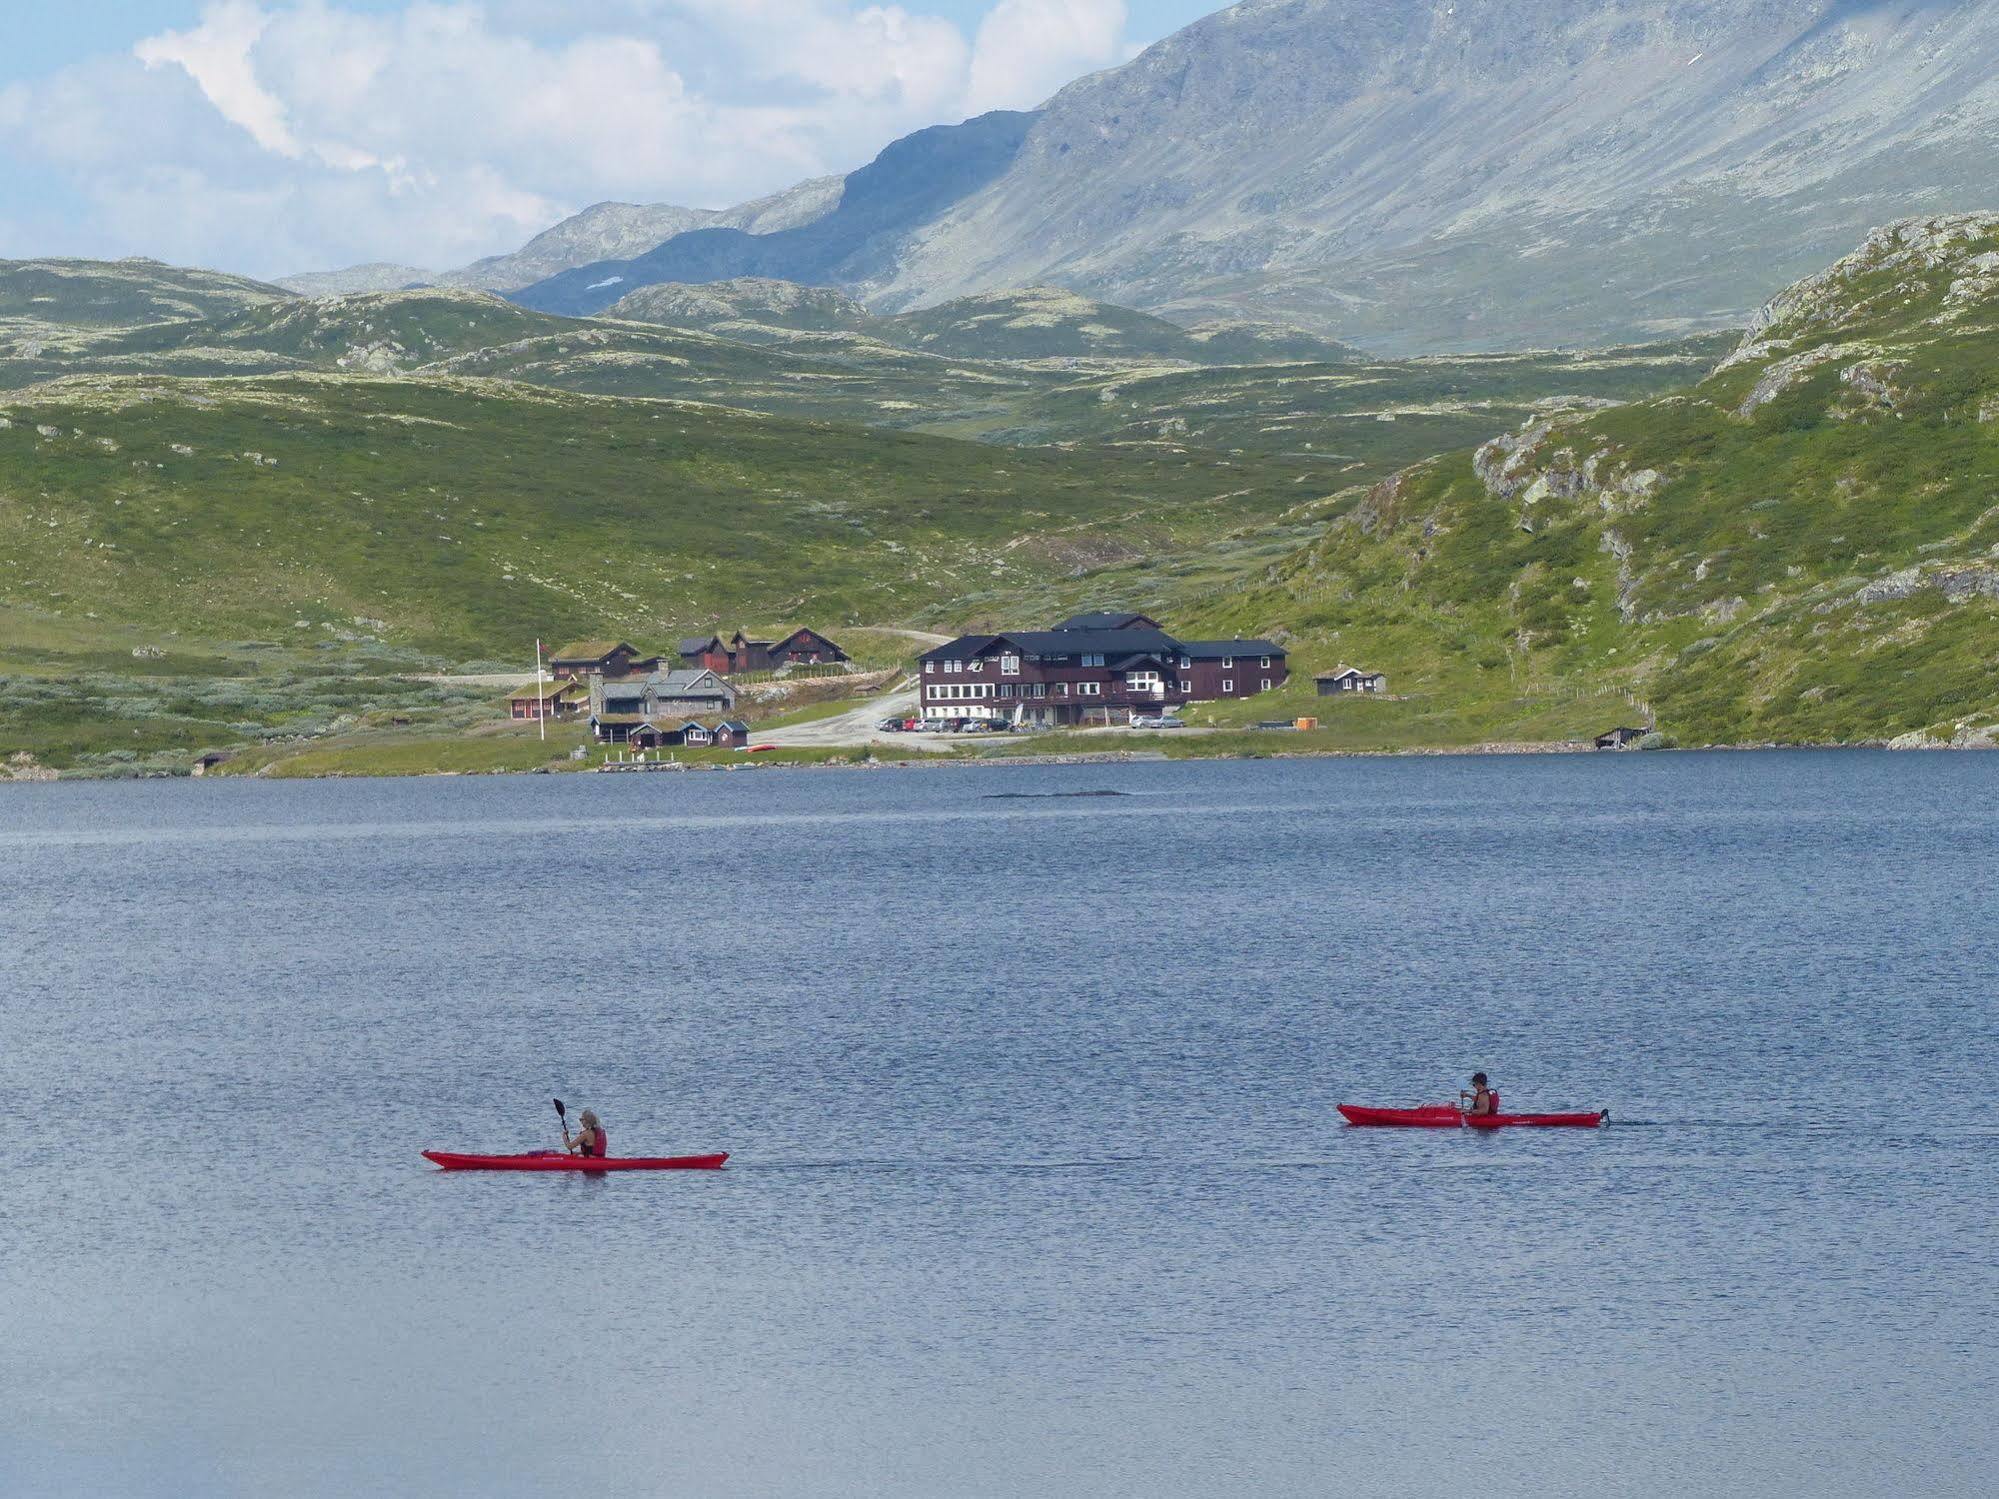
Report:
0,0,1137,278
966,0,1127,116
135,1,304,157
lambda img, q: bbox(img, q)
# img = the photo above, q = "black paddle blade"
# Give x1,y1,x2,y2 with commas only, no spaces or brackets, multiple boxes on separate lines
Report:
552,1098,566,1119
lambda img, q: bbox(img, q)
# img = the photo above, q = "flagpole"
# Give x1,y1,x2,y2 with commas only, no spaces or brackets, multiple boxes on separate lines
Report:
536,638,546,742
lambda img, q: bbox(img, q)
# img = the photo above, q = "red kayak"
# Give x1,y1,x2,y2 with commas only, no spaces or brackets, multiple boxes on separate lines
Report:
423,1150,728,1171
1338,1104,1605,1129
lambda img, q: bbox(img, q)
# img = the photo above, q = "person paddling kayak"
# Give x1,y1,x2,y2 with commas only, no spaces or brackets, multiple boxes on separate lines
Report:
561,1108,609,1159
1461,1073,1499,1118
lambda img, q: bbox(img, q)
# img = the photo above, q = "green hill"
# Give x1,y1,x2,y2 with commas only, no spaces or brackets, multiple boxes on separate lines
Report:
0,257,289,328
1126,215,1999,747
0,372,1325,656
609,279,1365,365
606,278,878,340
1,263,1719,481
100,288,570,370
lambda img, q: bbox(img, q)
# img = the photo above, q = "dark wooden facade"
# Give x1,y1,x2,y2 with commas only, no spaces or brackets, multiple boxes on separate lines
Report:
918,618,1288,725
1178,641,1289,702
547,640,661,681
508,680,587,720
1315,668,1386,695
678,627,848,675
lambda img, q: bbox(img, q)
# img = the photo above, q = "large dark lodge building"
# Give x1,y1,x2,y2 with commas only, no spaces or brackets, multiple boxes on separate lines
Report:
918,612,1288,726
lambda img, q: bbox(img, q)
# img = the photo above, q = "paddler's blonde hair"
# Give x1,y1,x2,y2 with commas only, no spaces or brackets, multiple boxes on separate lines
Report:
579,1109,601,1129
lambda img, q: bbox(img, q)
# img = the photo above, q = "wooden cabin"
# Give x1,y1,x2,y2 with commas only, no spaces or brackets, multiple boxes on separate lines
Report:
547,640,661,681
507,679,587,720
1315,667,1387,695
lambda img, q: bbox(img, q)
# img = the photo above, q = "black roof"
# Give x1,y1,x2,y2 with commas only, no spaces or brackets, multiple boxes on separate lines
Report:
1052,610,1161,632
677,636,717,655
995,628,1181,656
1179,639,1284,659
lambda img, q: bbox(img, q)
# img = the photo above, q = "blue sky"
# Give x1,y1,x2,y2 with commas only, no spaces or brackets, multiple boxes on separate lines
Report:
0,2,1225,277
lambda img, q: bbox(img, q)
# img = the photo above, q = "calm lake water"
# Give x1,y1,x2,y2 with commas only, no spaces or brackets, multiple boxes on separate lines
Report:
2,752,1995,1497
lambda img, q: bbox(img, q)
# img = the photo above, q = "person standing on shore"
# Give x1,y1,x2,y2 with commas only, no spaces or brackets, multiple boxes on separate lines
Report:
1462,1074,1499,1117
562,1108,609,1158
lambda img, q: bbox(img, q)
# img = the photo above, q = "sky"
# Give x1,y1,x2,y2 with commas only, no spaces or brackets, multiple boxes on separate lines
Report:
0,1,1223,280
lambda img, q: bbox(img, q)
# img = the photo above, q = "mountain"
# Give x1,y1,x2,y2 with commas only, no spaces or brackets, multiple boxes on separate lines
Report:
875,0,1999,351
514,111,1036,317
508,0,1999,352
0,257,288,328
280,178,846,299
276,263,433,297
1193,214,1999,745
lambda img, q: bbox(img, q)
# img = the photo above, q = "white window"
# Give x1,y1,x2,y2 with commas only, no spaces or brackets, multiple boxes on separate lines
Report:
1082,653,1106,668
1001,654,1020,675
969,661,983,673
924,661,935,674
1260,657,1271,668
1181,677,1193,692
1261,679,1272,692
1078,682,1102,697
1222,679,1235,693
1221,656,1234,669
1058,683,1070,696
948,659,963,673
1126,671,1161,691
1031,684,1047,699
1178,656,1192,670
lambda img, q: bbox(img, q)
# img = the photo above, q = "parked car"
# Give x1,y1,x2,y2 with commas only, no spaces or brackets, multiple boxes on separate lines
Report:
1130,714,1186,730
876,717,907,732
917,718,953,733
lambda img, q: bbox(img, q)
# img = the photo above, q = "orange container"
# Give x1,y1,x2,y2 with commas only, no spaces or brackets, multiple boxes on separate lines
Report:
1295,716,1318,731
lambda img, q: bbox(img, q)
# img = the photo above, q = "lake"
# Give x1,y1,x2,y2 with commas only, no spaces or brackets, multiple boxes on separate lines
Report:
2,752,1994,1496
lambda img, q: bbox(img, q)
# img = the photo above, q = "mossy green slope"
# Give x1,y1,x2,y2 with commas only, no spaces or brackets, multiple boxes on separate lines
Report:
0,373,1329,657
0,257,289,327
1152,215,1999,747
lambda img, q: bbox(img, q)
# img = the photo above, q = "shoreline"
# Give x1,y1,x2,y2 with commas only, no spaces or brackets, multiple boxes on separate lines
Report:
7,735,1993,786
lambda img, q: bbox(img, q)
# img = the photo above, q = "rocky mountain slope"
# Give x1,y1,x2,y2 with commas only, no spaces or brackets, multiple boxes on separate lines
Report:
516,112,1035,317
1195,215,1999,744
878,0,1999,349
280,177,844,297
505,0,1999,352
276,263,432,298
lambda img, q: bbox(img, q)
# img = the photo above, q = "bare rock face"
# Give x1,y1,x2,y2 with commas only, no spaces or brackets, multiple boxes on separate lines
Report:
867,2,1999,351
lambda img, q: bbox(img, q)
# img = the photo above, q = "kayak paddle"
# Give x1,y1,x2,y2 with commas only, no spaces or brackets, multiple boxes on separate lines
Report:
552,1097,566,1149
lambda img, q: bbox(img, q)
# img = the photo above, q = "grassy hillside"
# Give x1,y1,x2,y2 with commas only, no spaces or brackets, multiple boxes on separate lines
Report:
1119,215,1999,747
0,257,289,327
100,289,572,369
0,372,1328,658
1004,337,1734,459
609,278,1366,365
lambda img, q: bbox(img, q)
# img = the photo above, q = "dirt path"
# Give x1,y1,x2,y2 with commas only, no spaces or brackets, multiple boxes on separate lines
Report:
760,680,954,750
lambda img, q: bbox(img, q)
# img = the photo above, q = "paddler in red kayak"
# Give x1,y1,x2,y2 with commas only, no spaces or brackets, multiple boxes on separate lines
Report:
1461,1073,1499,1118
561,1108,609,1159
